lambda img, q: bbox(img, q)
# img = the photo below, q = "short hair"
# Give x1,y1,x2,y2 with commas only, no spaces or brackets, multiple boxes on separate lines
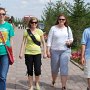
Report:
0,7,6,14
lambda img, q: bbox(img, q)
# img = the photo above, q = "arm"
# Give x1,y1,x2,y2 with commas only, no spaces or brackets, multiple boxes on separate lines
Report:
81,44,86,65
19,36,27,59
10,36,15,57
41,35,47,58
47,27,53,58
80,29,88,65
47,46,51,58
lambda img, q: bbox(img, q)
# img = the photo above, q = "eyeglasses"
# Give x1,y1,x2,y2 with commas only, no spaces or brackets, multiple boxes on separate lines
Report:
30,22,38,24
58,19,65,21
0,13,6,16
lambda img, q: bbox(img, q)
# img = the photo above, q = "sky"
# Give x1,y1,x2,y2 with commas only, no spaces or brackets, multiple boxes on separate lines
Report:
0,0,89,20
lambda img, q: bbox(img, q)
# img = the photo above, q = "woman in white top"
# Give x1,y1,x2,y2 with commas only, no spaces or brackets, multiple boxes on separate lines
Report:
47,13,73,90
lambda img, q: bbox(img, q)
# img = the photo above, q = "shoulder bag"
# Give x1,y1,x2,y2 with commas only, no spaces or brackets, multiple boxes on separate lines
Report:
66,26,73,48
0,31,14,65
27,29,41,46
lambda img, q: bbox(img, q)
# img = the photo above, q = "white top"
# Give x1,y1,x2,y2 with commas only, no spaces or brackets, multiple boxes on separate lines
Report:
47,25,73,50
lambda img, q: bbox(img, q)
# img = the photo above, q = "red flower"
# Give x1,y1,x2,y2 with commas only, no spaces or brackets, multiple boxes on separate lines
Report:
71,51,81,61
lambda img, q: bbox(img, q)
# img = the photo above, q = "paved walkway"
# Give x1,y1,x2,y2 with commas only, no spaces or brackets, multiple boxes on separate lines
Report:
7,27,87,90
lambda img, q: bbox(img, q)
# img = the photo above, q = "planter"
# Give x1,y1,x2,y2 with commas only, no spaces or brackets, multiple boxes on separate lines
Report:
70,59,84,70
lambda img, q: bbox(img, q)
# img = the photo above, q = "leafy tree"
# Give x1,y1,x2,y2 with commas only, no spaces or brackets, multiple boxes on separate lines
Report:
41,1,68,33
41,2,54,33
41,0,90,49
65,0,90,48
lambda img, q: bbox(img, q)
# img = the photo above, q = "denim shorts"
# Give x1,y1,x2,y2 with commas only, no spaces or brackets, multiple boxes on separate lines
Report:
50,49,71,75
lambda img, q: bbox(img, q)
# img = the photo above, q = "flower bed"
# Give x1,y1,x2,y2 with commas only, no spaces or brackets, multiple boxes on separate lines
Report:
70,50,84,70
71,51,81,64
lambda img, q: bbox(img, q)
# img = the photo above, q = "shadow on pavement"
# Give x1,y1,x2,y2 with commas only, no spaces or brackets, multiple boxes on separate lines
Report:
7,75,86,90
7,82,27,90
69,75,86,83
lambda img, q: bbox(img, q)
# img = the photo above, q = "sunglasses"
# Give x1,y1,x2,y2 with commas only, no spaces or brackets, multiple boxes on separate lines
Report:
0,13,6,16
58,19,65,21
30,22,38,24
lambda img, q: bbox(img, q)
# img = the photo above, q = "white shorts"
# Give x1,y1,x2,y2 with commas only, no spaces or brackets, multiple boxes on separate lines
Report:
84,60,90,78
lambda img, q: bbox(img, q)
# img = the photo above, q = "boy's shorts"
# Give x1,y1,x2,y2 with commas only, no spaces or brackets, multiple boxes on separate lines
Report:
84,60,90,78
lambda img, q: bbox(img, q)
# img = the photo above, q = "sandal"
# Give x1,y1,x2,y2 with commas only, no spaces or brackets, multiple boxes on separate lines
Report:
51,81,55,87
28,86,33,90
87,87,90,90
62,86,66,90
35,83,40,90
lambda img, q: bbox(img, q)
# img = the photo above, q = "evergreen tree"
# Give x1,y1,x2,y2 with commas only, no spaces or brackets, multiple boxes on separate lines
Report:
65,0,90,48
41,0,68,33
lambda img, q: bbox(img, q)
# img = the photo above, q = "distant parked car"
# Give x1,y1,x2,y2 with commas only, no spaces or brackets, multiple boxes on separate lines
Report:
38,23,45,30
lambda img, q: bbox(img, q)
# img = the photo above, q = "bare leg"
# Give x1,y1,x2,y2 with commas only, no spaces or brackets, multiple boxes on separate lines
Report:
61,75,68,88
35,76,40,90
52,73,57,82
87,78,90,89
28,75,33,90
51,73,58,86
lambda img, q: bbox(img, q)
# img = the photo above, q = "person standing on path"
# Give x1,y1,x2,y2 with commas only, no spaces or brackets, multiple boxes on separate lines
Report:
8,18,15,29
81,27,90,90
47,13,73,90
19,17,47,90
0,7,15,90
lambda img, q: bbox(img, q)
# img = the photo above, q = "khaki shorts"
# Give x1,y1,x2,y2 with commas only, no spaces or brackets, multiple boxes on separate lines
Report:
84,60,90,78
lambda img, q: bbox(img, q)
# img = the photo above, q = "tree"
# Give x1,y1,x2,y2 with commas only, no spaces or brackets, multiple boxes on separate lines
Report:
41,0,90,48
41,0,68,33
65,0,90,48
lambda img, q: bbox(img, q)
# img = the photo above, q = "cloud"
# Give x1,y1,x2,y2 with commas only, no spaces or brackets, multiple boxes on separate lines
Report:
21,0,28,4
39,0,50,3
20,0,29,8
0,0,7,1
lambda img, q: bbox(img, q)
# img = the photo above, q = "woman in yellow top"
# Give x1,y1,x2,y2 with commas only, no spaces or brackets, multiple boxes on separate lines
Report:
19,17,47,90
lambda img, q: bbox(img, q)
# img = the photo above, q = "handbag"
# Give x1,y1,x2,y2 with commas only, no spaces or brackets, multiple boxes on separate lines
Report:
27,29,41,46
0,31,14,65
66,26,73,48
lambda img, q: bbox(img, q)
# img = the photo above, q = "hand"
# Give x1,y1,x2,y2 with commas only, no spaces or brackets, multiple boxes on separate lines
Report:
43,54,47,59
47,51,51,58
81,57,85,65
66,41,71,45
19,54,23,59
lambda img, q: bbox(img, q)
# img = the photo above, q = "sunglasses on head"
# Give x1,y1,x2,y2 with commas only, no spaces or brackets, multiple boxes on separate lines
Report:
58,19,65,21
30,21,38,24
0,13,6,16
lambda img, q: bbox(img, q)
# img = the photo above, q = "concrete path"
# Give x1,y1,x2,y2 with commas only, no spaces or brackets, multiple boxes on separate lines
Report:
6,27,87,90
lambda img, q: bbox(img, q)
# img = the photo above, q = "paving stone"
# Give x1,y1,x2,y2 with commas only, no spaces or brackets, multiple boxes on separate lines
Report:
6,27,87,90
